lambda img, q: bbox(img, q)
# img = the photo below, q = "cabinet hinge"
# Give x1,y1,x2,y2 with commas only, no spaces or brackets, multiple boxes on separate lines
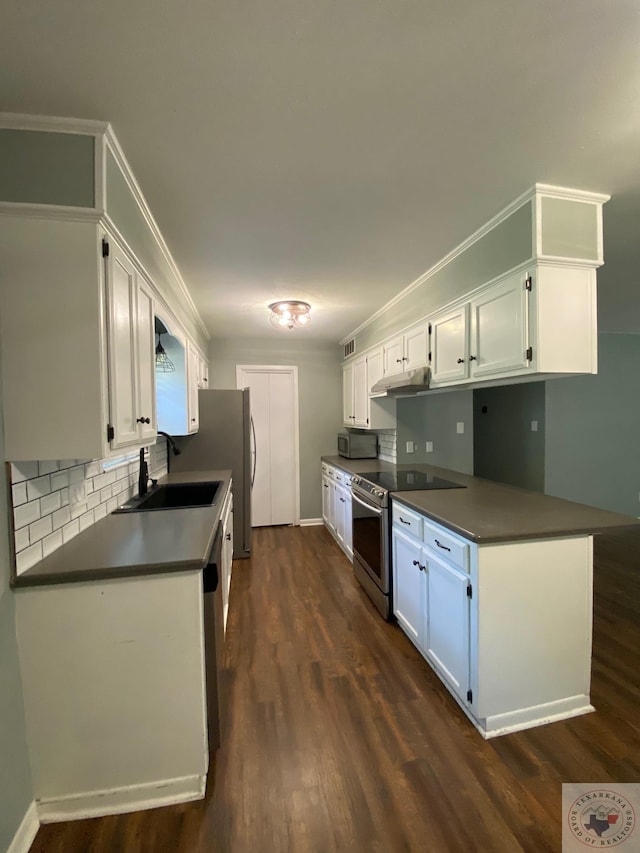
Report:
428,323,432,335
428,351,432,363
107,424,114,442
526,346,533,361
466,689,473,703
102,238,110,258
366,418,369,425
466,583,472,599
525,275,532,291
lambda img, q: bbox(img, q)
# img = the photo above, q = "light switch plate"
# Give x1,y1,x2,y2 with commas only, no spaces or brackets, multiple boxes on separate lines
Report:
531,420,539,432
426,441,433,452
405,441,415,454
456,421,464,434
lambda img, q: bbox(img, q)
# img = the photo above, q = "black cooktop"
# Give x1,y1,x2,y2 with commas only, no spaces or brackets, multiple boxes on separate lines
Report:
356,470,466,492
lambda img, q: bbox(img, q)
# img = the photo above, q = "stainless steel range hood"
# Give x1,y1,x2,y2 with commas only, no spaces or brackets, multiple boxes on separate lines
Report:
370,365,431,395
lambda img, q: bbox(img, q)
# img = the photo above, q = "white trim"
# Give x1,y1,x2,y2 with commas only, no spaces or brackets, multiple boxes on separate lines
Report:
37,774,205,824
0,201,102,222
94,133,106,213
7,801,39,853
340,183,610,346
300,517,323,526
0,112,109,135
104,130,209,341
236,364,301,526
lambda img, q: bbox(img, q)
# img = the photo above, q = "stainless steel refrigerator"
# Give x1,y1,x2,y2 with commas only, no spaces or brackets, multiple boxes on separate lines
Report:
172,389,252,559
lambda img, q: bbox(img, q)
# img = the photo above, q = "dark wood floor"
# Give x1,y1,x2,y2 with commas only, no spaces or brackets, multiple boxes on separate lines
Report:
31,525,640,852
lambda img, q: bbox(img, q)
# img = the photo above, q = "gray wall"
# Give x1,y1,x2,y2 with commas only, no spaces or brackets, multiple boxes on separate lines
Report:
0,342,34,850
0,129,94,207
545,333,640,516
209,337,343,520
395,390,474,474
473,382,546,492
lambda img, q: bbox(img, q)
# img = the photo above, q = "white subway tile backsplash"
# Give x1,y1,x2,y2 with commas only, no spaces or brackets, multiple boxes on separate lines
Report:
9,441,169,568
62,519,80,543
14,527,30,553
42,529,63,558
28,515,53,544
14,500,40,530
26,474,51,502
50,470,70,491
52,505,71,531
11,462,39,482
38,460,59,476
16,541,43,573
78,509,95,532
12,482,27,507
40,491,62,516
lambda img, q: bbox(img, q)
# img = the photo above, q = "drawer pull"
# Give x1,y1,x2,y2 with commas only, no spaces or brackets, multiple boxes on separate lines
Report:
399,517,410,525
435,539,451,552
412,560,425,572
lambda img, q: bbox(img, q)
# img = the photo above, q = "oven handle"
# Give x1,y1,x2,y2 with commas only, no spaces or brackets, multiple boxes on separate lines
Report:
351,491,383,516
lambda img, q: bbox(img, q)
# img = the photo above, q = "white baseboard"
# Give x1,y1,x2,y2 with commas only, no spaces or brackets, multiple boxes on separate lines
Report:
37,774,206,824
7,801,39,853
482,695,595,739
299,517,323,526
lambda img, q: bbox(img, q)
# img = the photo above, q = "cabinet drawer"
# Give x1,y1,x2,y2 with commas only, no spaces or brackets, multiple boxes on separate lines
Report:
423,520,469,572
333,468,352,486
392,503,422,539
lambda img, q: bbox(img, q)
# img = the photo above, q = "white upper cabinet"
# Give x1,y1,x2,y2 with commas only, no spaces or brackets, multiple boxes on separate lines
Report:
342,352,396,430
342,362,354,426
430,305,469,384
186,340,200,433
367,347,385,396
352,356,368,427
469,271,528,379
382,323,429,375
105,240,156,450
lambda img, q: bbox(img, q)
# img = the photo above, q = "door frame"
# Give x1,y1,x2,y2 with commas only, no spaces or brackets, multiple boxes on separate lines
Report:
236,364,301,526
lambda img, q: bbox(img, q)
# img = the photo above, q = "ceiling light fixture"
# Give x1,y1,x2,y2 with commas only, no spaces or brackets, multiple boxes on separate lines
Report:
269,300,311,330
155,332,176,372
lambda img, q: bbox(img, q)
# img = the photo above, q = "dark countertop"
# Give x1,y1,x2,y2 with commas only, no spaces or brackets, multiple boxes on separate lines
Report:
322,456,639,543
12,470,232,589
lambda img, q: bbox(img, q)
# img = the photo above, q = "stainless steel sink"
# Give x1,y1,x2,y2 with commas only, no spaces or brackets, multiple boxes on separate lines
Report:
113,481,222,513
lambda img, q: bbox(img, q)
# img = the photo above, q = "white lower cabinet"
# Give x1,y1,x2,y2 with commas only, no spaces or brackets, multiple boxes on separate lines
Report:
392,500,594,738
321,463,352,561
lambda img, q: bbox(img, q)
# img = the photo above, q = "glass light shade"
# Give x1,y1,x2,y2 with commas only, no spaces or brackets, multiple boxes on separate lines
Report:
269,300,311,330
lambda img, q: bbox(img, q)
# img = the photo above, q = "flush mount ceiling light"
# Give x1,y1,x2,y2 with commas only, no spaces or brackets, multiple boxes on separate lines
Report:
269,300,311,330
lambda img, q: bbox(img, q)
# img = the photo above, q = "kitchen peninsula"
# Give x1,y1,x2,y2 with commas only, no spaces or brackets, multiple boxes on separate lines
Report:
12,470,231,822
322,455,639,737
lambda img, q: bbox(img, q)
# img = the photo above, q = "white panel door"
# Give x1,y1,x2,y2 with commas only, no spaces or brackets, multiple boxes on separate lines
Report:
430,305,469,384
470,273,528,378
424,552,470,703
392,529,426,649
106,244,139,449
238,366,298,528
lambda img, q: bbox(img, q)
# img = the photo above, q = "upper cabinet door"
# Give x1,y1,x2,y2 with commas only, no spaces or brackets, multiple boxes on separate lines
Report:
404,324,429,370
135,278,157,443
106,243,140,449
430,305,469,384
352,356,368,427
383,336,404,374
367,347,384,395
470,273,529,378
187,341,200,433
343,363,354,425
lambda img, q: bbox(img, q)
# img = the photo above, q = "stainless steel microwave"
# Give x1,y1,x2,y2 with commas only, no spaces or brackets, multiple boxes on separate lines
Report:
337,432,377,459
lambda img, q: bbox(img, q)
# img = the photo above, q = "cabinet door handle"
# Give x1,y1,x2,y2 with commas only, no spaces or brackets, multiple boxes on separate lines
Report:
435,539,451,552
191,418,196,422
399,517,410,525
340,498,345,503
412,559,425,571
226,533,231,541
136,417,151,424
323,484,329,488
457,358,465,364
469,355,477,362
396,358,402,363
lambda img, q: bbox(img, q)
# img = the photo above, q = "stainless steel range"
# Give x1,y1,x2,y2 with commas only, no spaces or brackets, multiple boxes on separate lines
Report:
351,470,465,620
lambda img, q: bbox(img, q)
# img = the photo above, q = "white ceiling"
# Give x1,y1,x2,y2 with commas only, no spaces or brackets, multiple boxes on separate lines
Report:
2,0,640,342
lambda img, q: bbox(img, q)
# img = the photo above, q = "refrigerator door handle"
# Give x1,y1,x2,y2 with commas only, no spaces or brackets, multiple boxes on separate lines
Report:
250,416,257,489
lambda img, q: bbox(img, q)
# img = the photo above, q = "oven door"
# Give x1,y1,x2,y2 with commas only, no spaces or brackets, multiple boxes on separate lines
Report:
351,489,389,594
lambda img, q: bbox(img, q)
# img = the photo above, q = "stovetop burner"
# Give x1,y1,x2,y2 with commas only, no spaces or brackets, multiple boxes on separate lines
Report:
355,469,466,492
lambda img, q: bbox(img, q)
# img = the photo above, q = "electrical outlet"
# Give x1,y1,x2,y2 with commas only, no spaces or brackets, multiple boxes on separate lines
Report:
426,441,433,452
69,482,86,506
531,420,539,432
405,441,415,454
456,421,464,435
